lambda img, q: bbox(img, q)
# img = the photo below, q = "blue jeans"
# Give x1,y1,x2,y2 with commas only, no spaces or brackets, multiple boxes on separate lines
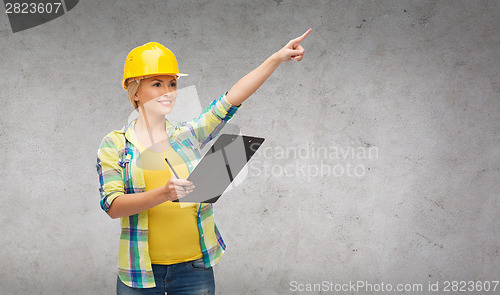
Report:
116,258,215,294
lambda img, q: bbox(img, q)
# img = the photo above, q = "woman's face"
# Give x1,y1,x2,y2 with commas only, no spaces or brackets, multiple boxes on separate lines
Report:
134,75,177,115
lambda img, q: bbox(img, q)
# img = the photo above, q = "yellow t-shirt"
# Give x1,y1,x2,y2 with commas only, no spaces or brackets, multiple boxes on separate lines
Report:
136,140,203,265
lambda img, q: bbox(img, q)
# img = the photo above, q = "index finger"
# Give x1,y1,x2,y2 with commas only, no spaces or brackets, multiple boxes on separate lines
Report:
173,178,193,186
293,28,312,44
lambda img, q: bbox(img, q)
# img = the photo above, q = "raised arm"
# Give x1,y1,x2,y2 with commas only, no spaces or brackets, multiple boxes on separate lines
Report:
226,28,312,106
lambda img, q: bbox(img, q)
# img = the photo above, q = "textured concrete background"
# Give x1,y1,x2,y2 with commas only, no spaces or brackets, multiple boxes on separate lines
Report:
0,0,499,294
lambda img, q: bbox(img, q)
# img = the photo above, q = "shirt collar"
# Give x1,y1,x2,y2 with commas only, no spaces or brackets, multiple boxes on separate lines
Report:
123,118,177,148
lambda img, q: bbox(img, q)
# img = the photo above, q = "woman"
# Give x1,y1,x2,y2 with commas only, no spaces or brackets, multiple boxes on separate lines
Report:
96,28,311,294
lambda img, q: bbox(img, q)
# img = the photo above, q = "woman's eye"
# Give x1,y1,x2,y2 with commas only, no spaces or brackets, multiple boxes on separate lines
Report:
153,82,175,87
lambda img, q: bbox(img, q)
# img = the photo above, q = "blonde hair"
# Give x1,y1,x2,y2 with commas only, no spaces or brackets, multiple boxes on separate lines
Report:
126,78,141,110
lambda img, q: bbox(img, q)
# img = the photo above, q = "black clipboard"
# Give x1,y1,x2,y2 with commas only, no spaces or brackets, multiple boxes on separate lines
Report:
172,133,265,203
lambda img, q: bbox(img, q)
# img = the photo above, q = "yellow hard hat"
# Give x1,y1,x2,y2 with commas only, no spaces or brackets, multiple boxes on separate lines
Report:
121,42,188,90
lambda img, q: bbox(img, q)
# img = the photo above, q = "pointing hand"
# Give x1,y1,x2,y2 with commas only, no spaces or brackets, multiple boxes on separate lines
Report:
275,28,312,63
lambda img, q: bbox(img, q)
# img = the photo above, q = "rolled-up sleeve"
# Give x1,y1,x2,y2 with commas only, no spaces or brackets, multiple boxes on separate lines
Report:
95,134,125,213
183,91,241,149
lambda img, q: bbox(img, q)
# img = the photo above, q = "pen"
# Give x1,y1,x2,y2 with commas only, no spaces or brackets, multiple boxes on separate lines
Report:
165,157,189,192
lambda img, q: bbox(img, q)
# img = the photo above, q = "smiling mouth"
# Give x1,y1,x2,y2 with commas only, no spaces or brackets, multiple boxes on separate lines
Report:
158,100,172,105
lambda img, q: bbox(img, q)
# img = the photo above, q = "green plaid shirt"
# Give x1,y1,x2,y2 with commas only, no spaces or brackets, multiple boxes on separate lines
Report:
95,91,240,288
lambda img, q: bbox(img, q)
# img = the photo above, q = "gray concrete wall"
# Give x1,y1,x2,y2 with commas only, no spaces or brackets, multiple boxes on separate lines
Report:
0,0,498,294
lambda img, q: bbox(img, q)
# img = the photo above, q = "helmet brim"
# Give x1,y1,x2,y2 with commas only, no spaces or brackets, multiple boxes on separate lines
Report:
122,73,188,90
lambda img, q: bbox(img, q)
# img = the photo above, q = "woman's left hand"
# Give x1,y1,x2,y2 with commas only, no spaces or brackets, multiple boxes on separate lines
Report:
275,28,312,63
